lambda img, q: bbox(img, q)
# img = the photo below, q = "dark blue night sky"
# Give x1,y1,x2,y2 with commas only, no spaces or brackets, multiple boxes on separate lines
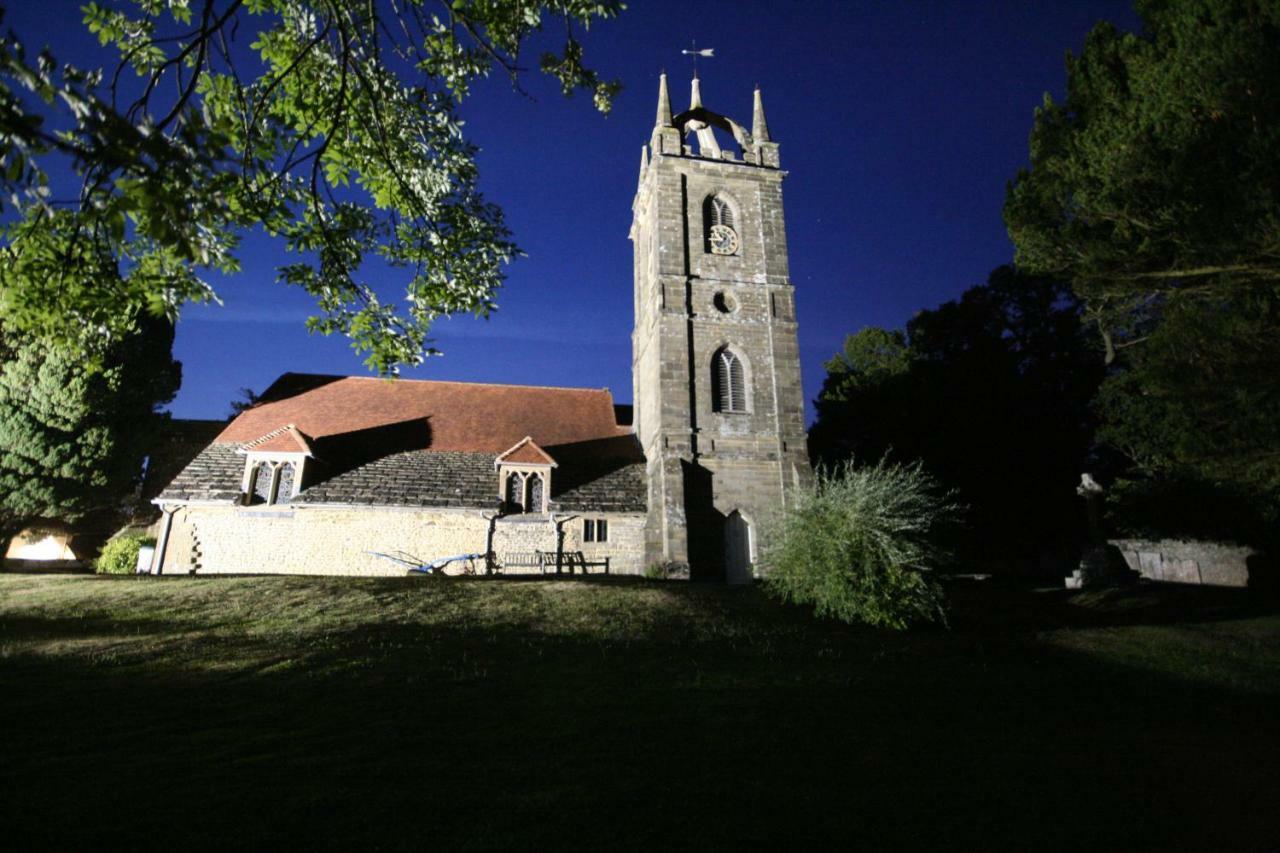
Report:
7,1,1140,421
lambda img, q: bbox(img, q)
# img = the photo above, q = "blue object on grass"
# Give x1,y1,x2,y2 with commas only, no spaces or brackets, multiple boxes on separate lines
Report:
366,550,485,574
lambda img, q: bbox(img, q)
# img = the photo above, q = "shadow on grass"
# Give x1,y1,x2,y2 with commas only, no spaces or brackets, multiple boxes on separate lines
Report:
942,577,1280,634
2,579,1279,850
459,571,1280,632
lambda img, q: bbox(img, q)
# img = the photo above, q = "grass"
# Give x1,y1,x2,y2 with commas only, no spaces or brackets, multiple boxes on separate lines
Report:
1,573,1278,850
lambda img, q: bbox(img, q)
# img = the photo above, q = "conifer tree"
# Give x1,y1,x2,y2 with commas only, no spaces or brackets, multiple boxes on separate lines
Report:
0,317,181,548
1004,0,1280,509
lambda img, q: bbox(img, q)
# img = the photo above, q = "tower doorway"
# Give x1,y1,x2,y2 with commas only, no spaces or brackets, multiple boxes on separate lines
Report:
724,510,753,584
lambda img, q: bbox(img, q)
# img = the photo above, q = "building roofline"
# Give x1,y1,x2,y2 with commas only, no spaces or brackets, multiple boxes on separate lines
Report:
266,371,616,396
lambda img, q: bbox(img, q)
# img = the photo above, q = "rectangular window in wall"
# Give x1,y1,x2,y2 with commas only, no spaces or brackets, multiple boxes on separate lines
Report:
583,518,608,543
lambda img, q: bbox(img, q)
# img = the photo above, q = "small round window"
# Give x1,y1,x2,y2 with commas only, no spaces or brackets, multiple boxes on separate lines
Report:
713,292,736,314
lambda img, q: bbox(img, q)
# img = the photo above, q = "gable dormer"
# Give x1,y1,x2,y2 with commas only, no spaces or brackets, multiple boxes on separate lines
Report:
238,424,314,505
495,436,557,514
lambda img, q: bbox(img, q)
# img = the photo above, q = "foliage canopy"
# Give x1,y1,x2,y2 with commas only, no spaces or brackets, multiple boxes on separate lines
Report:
1004,0,1280,348
0,315,181,541
1005,0,1280,517
809,267,1102,562
0,0,622,371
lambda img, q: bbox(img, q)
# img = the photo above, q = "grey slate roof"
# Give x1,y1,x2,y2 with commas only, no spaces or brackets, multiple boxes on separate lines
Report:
155,442,245,502
297,451,497,508
553,461,648,512
158,442,648,513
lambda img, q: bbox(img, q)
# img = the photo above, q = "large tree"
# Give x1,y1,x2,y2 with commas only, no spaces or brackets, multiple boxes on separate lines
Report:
0,314,182,547
0,1,621,373
1004,0,1280,520
1004,0,1280,349
809,267,1102,564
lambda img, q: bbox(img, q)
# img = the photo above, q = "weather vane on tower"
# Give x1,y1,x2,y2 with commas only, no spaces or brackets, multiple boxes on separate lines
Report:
681,42,714,77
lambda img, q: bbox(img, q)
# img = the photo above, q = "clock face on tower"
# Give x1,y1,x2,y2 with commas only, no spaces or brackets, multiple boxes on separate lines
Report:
708,224,739,255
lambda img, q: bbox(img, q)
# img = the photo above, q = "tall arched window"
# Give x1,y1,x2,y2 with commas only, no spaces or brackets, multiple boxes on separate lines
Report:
713,349,747,413
705,195,734,230
505,472,524,512
275,462,296,505
704,194,740,255
250,461,274,504
526,473,544,513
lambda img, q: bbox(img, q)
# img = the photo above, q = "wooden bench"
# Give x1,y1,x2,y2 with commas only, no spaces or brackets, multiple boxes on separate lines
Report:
494,551,555,574
493,551,611,576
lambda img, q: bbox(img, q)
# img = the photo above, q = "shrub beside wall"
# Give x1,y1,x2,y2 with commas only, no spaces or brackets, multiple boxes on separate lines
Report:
95,534,155,575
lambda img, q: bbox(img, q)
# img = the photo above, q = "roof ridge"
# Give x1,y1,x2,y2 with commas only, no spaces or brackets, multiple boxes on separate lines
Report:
277,372,614,395
239,423,293,446
238,423,313,455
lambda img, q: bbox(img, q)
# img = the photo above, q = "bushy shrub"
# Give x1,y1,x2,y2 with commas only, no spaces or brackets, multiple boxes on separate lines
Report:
644,562,667,580
95,534,155,575
761,459,959,629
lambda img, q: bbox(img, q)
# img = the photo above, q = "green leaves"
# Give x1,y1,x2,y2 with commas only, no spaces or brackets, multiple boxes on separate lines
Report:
761,459,958,630
0,314,180,536
0,0,621,372
1005,1,1280,520
1005,0,1280,297
1096,287,1280,493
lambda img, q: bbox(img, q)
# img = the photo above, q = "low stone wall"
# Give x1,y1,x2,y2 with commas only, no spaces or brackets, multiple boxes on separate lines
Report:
158,504,646,577
1110,538,1255,588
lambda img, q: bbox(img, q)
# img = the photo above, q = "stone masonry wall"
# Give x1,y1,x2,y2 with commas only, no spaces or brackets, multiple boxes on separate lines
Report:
159,505,646,577
1110,538,1255,588
631,123,811,572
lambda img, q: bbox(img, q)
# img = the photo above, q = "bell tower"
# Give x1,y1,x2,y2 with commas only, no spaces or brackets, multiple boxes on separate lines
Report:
630,72,810,580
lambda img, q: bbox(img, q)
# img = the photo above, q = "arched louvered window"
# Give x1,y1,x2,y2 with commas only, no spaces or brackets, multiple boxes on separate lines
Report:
705,195,734,230
505,472,524,512
275,462,296,504
526,473,544,514
704,195,740,255
251,461,274,504
713,349,747,413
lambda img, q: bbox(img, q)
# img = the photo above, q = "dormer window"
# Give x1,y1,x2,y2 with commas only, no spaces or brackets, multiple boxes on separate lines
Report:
250,461,275,503
238,425,313,506
528,473,544,512
499,469,550,514
247,459,300,505
504,471,523,511
495,436,557,515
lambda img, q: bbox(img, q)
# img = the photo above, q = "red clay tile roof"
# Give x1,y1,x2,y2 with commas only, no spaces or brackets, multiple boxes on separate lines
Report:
495,437,557,466
217,373,630,454
240,424,314,455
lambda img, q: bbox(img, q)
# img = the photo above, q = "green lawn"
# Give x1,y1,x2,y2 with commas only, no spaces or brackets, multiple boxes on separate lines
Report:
2,573,1277,850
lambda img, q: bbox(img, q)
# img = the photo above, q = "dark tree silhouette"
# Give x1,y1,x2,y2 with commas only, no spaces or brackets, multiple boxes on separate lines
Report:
810,266,1103,568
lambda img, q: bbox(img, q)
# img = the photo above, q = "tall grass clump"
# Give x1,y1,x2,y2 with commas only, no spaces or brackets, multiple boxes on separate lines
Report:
761,459,959,629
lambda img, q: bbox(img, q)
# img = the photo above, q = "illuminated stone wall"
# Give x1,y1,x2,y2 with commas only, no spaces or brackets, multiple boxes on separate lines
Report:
158,505,645,577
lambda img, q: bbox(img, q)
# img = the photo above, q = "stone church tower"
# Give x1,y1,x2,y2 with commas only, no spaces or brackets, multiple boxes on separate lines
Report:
630,72,810,581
